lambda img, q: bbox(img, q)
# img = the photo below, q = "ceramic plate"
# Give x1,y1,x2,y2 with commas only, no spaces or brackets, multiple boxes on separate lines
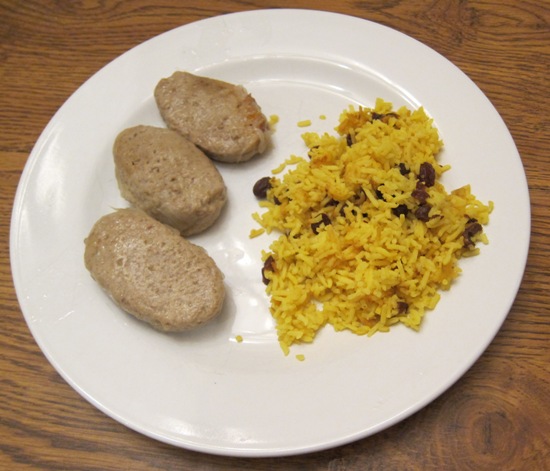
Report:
10,9,530,457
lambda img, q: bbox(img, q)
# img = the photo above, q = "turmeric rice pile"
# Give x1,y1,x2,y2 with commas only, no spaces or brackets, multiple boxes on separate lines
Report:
251,99,493,355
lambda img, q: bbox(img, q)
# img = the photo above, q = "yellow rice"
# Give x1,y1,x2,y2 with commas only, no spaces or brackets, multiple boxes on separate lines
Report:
252,99,493,355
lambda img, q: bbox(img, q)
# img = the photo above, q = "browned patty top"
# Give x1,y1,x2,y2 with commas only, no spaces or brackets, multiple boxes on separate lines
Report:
154,71,270,163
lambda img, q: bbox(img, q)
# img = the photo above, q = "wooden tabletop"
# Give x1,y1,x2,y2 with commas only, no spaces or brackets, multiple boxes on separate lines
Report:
2,1,549,469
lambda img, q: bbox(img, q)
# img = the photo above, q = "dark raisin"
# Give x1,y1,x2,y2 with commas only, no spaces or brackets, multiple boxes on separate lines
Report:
398,163,410,175
311,214,331,234
346,134,353,146
418,162,436,187
262,255,276,285
253,177,272,199
326,198,339,207
373,112,399,123
311,221,323,234
392,204,409,217
397,302,409,314
391,204,409,217
415,204,432,222
412,181,429,204
273,196,281,205
463,220,483,248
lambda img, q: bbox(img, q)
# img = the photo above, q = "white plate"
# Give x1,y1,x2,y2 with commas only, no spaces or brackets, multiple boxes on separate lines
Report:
10,9,530,457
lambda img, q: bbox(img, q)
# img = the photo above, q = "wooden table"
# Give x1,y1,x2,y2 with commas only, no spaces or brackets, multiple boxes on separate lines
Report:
1,1,549,469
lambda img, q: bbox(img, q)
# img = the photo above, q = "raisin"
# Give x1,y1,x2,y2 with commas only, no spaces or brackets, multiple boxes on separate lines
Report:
418,162,436,187
412,181,429,204
372,112,399,123
253,176,272,199
262,255,276,285
415,204,432,222
392,204,409,217
311,214,331,234
397,302,409,314
372,112,399,122
463,219,483,248
398,163,410,175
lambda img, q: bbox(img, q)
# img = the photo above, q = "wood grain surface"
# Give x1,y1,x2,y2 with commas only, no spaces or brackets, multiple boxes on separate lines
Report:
1,1,549,469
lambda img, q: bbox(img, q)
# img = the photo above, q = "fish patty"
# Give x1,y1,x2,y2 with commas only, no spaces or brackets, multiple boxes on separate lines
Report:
84,208,225,332
154,71,270,163
113,125,227,236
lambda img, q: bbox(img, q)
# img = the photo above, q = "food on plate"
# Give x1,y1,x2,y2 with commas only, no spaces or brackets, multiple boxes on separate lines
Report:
84,208,225,332
251,99,493,355
113,125,227,236
154,71,270,163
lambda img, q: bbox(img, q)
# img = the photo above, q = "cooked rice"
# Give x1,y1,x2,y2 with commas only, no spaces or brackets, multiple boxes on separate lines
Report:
252,99,493,355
